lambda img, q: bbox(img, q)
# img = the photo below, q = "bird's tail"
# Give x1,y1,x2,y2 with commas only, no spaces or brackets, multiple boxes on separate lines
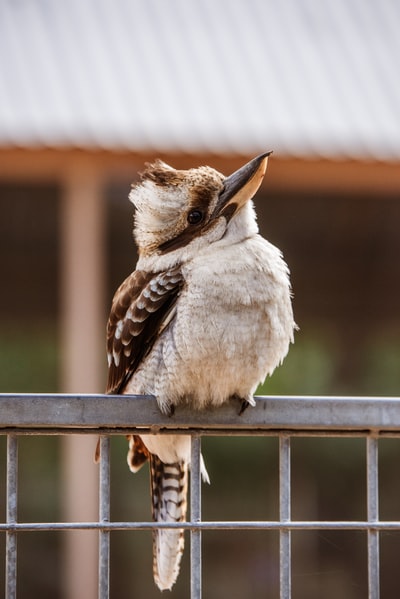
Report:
150,454,188,591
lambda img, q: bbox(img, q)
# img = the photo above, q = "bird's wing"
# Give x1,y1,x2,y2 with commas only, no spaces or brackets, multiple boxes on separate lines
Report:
106,265,184,394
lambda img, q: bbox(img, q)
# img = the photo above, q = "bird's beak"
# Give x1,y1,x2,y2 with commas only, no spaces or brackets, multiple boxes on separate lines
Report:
215,151,272,217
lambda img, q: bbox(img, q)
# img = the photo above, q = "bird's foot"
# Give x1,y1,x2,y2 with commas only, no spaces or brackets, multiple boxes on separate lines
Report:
231,394,255,415
159,399,175,417
238,399,250,415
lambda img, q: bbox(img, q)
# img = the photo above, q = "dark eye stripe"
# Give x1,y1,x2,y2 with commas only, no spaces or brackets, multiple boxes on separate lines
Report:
158,224,204,254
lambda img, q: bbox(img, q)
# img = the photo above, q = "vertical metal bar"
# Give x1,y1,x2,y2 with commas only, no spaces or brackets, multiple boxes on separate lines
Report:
367,436,380,599
190,435,202,599
98,436,111,599
279,435,291,599
6,435,18,599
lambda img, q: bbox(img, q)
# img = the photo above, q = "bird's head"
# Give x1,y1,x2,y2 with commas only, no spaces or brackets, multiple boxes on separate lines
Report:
129,152,272,262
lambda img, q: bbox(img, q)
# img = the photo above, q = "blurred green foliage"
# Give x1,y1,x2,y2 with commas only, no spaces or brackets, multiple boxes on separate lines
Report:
0,320,58,392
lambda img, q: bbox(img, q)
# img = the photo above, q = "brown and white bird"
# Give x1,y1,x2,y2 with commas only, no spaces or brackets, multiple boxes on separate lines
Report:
105,153,295,591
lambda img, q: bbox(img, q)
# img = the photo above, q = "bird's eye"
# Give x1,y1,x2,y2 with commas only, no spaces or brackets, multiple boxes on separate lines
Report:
187,209,204,225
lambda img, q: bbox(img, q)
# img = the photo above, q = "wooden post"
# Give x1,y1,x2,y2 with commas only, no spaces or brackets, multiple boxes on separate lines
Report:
60,159,106,599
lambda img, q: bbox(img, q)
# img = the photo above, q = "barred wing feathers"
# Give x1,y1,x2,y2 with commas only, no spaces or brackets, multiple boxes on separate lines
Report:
106,265,184,394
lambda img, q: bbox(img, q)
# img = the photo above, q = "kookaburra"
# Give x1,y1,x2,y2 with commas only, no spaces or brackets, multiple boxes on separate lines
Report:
105,153,295,591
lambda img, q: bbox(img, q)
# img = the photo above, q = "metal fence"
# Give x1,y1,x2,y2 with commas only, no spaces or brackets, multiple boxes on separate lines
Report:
2,393,400,599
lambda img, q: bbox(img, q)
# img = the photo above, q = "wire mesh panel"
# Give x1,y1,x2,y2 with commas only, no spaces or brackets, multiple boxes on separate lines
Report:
2,394,400,598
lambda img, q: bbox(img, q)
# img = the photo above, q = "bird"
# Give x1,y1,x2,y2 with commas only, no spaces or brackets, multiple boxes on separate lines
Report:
105,152,296,591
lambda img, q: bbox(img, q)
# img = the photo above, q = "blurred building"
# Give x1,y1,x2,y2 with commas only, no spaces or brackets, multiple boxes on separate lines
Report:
1,1,400,598
1,0,400,370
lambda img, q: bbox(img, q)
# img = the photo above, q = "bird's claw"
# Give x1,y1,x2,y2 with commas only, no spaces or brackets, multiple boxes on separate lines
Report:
238,399,250,415
166,403,175,417
230,394,251,415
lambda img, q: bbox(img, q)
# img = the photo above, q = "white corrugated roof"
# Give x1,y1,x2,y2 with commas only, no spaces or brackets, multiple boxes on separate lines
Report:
0,0,399,160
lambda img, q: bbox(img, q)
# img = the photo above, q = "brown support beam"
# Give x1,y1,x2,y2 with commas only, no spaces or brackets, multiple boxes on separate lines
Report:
1,147,400,195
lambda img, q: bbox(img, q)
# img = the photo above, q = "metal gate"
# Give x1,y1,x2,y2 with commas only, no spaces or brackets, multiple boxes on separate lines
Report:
2,394,400,599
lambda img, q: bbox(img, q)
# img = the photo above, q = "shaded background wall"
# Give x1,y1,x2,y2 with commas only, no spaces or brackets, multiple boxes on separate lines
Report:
2,173,400,396
1,0,400,597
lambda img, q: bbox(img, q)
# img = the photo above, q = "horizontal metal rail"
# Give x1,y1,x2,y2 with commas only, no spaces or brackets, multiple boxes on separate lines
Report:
1,520,400,532
2,394,400,599
1,394,400,433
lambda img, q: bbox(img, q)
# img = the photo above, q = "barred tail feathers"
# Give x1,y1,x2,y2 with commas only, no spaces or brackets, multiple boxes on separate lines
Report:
150,455,188,591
